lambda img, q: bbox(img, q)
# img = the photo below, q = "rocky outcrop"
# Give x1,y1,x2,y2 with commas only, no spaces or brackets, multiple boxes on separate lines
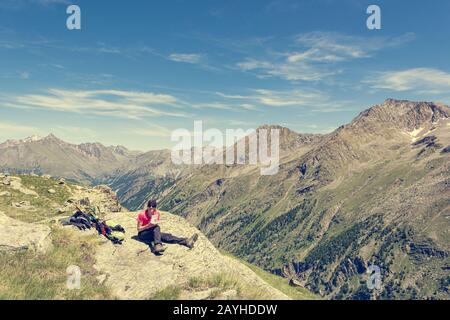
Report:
93,211,289,300
1,174,291,300
71,185,122,213
0,211,52,253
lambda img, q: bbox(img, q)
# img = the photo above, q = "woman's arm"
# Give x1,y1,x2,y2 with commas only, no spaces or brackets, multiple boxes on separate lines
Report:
156,210,161,222
137,220,151,233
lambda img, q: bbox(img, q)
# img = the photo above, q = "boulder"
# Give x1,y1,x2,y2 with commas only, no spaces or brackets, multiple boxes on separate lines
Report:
96,274,108,285
0,191,11,197
11,201,35,211
0,211,52,253
78,197,91,206
94,185,113,194
288,278,303,287
48,189,56,194
2,177,11,186
107,205,122,213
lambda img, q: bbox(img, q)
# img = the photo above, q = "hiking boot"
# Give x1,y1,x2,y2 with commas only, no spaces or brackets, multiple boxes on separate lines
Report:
185,233,199,249
153,243,165,253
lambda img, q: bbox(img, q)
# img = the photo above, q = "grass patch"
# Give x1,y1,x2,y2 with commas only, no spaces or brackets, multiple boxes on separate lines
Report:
149,285,182,300
0,226,113,300
0,175,75,223
149,273,272,300
221,250,319,300
20,175,71,206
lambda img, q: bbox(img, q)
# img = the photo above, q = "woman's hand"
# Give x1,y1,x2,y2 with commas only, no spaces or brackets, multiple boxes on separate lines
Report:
137,221,150,233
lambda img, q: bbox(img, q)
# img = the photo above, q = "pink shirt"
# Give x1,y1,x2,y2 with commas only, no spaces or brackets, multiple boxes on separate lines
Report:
137,209,160,227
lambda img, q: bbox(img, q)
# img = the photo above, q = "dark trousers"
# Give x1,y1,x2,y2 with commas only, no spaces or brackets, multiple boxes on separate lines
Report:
138,225,186,245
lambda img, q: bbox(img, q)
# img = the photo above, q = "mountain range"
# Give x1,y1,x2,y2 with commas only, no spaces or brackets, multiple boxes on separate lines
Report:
1,99,449,299
0,134,141,184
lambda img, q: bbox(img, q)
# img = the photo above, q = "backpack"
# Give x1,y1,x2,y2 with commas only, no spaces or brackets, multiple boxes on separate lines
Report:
96,220,126,244
71,208,126,245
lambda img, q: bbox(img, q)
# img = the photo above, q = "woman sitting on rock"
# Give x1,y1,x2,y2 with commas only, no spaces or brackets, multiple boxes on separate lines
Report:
137,199,198,254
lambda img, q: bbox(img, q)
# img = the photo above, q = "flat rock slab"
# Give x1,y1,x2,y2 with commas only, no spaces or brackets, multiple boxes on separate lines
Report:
0,212,52,253
94,211,289,300
9,179,39,197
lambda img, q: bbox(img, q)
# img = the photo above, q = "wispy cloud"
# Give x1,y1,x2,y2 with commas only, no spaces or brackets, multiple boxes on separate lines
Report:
53,125,96,136
0,38,136,62
236,58,335,81
2,89,191,119
32,0,69,5
0,121,41,136
0,0,69,10
216,88,352,112
130,124,173,138
183,33,273,56
264,0,302,13
0,37,216,72
1,71,31,80
253,89,326,107
235,32,415,82
168,53,203,64
188,101,260,112
292,32,414,62
366,68,450,94
19,71,30,79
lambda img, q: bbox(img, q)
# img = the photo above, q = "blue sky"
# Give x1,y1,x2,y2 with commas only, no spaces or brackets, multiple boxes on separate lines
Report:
1,0,450,150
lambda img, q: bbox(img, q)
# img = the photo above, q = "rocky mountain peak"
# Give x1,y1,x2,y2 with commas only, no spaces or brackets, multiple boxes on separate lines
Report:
0,135,42,148
255,124,322,149
352,99,450,131
23,135,42,143
108,145,129,156
42,133,65,144
256,124,288,131
77,142,105,157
